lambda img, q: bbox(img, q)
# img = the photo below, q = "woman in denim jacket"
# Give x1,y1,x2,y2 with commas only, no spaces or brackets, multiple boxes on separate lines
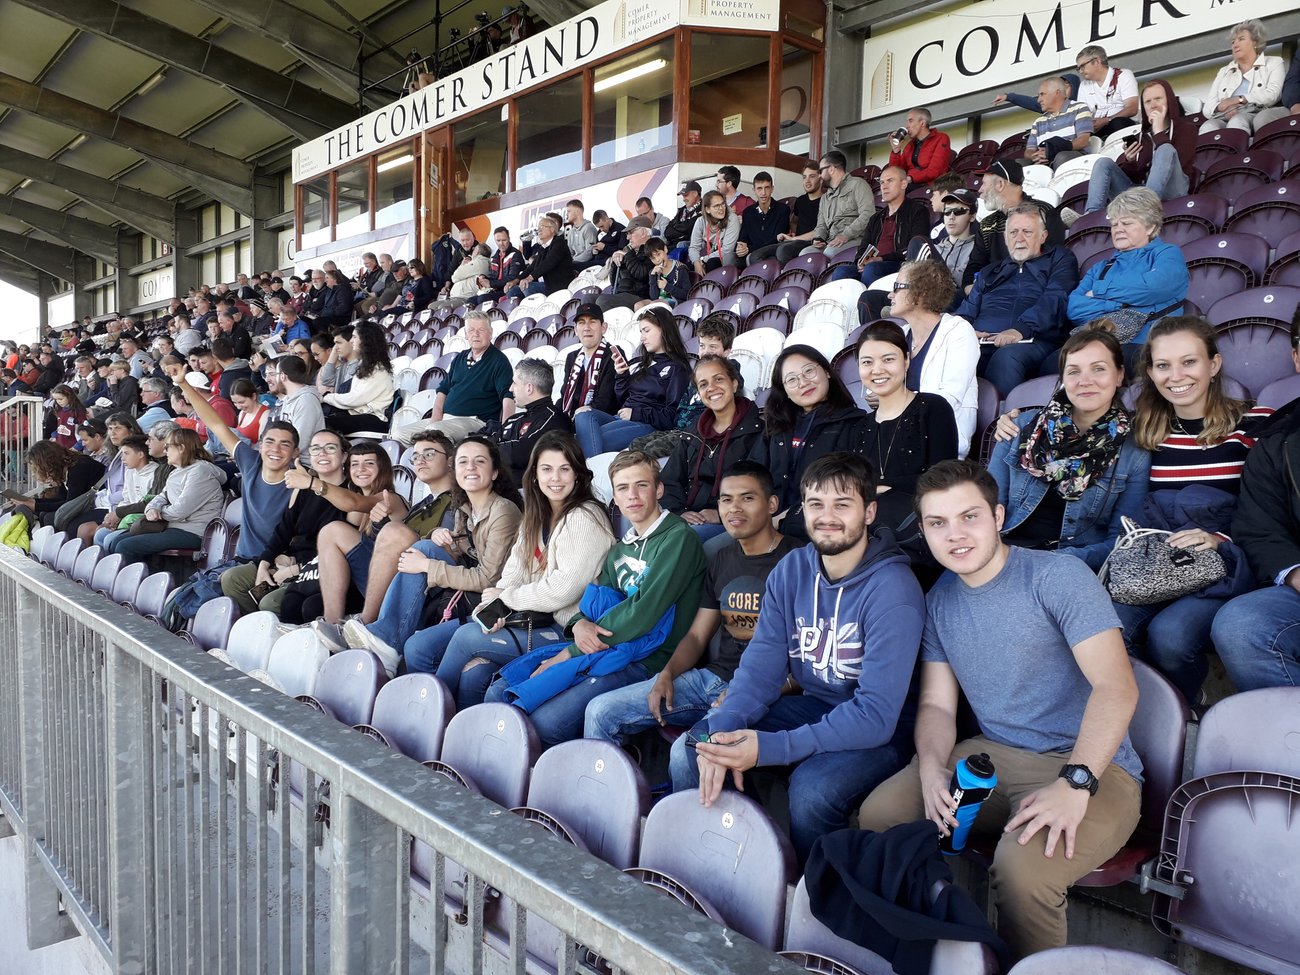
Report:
988,323,1150,570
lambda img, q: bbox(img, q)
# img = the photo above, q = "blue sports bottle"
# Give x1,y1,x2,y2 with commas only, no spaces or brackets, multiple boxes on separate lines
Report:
940,753,997,855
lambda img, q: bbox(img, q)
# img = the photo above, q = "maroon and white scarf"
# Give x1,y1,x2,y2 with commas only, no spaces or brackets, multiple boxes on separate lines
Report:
561,342,609,413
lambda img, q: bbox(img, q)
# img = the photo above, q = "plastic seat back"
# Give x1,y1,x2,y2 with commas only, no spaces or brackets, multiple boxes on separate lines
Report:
1160,194,1227,246
1199,149,1284,199
1192,687,1300,779
702,265,738,289
1206,285,1300,332
54,537,83,577
727,277,769,302
440,703,540,808
1224,179,1300,250
1250,114,1300,163
1127,660,1192,835
1256,372,1300,409
264,629,328,698
808,278,867,308
190,596,239,653
363,674,455,762
133,570,173,620
714,292,759,320
111,560,148,606
223,611,280,673
89,552,124,596
639,791,796,950
1180,232,1270,310
29,524,53,562
71,544,101,586
738,258,782,284
302,649,387,726
783,252,829,279
524,740,649,869
1214,322,1297,397
785,323,846,364
759,286,810,314
743,305,792,336
1001,375,1058,414
1007,946,1183,973
675,297,713,322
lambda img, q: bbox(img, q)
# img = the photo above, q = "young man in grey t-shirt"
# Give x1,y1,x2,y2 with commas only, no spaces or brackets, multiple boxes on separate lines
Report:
858,459,1141,963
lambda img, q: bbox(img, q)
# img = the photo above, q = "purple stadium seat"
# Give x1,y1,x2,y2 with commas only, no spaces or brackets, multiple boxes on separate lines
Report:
832,346,864,407
494,330,521,350
508,316,535,335
355,673,455,762
1179,232,1271,311
975,377,1002,463
201,519,232,570
1002,375,1059,413
1207,284,1300,331
1079,247,1115,275
71,544,101,587
519,739,649,869
1151,688,1300,974
996,132,1028,157
420,367,445,390
954,154,991,176
675,297,713,322
782,877,1000,975
638,791,796,950
1224,180,1300,248
485,306,507,323
1256,372,1300,409
1250,114,1300,163
1007,947,1183,973
110,560,148,607
743,306,792,336
89,552,124,596
759,286,810,314
782,252,829,279
1160,194,1228,247
54,537,83,577
728,277,769,301
190,596,239,653
1064,209,1115,268
133,570,173,622
522,328,551,351
702,265,739,289
738,258,782,284
552,324,577,350
1264,229,1300,286
773,267,816,292
571,285,601,303
1216,322,1298,398
1192,127,1250,172
535,313,565,334
714,292,759,320
438,703,540,809
687,279,725,304
297,649,387,726
222,496,243,531
559,297,582,321
1058,179,1089,214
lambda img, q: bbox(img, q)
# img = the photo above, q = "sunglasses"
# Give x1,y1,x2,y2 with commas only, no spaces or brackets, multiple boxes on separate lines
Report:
891,282,913,292
943,207,971,217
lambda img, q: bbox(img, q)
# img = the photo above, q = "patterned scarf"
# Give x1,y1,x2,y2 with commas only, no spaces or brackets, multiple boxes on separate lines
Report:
1019,389,1130,500
561,342,608,413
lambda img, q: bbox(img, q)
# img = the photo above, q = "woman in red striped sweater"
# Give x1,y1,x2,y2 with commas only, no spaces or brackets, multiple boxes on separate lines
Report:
1116,316,1271,700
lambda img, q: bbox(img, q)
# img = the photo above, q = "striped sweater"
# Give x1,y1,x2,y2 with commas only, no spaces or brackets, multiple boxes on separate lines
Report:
1148,407,1273,494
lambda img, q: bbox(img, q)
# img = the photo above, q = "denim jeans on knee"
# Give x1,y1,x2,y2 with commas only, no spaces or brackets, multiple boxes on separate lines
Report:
1113,593,1224,701
367,540,447,652
979,341,1057,398
485,662,649,747
1211,586,1300,691
584,668,728,742
436,623,562,709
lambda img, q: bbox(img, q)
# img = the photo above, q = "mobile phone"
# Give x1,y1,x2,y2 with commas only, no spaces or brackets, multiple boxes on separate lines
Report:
684,731,744,748
472,597,508,633
1122,134,1139,146
610,344,627,365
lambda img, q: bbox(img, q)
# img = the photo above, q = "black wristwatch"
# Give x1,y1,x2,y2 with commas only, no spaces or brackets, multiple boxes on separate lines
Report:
1059,763,1100,796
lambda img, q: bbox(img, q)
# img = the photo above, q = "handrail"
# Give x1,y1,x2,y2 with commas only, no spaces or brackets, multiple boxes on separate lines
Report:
0,545,799,975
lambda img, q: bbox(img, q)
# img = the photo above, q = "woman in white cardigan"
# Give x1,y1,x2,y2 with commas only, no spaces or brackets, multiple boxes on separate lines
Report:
887,259,980,458
321,320,395,434
1200,19,1287,134
432,431,615,709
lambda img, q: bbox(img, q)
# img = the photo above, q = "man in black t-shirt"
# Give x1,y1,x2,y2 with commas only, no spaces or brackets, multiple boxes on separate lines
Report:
584,461,799,745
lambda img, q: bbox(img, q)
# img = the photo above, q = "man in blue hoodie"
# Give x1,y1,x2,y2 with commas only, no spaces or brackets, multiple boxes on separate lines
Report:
679,452,925,863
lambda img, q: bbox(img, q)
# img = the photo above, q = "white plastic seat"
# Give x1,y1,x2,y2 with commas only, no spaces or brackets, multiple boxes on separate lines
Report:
793,298,853,337
264,630,327,698
404,389,439,417
502,347,526,367
224,611,281,673
807,279,866,308
409,353,437,374
784,323,845,363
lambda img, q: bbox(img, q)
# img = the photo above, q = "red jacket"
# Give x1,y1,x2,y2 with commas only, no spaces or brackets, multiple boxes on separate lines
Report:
888,130,955,186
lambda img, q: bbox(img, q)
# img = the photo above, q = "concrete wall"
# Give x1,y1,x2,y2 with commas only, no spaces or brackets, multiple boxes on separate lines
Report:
0,835,111,975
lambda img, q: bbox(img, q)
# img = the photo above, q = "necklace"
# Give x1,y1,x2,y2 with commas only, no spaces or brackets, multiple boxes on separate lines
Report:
875,391,915,475
1170,415,1208,449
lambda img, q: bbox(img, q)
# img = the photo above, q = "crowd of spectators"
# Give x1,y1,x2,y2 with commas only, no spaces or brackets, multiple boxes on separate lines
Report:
4,20,1300,966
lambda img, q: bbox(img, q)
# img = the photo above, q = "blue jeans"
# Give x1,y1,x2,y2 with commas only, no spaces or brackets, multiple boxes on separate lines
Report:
436,622,564,709
485,661,650,748
574,409,655,459
367,540,456,653
584,667,729,741
978,340,1058,398
672,693,915,864
829,258,901,287
690,522,727,545
344,532,376,595
1211,586,1300,691
505,281,549,300
1114,593,1226,702
102,526,202,562
1085,146,1189,215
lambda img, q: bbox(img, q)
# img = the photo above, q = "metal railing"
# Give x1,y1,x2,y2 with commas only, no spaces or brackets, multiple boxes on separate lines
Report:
0,395,45,494
0,546,799,975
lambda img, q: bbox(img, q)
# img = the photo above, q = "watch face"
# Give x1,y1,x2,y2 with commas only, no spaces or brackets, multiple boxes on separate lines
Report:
1068,767,1090,786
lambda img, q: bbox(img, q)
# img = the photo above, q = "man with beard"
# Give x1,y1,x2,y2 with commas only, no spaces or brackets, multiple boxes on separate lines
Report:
676,452,925,864
963,161,1065,293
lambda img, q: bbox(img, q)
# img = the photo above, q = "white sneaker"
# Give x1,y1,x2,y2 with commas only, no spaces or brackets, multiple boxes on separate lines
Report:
311,619,349,654
342,618,400,676
1060,206,1082,228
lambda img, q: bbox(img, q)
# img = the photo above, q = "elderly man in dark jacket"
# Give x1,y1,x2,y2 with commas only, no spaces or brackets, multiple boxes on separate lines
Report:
955,204,1079,396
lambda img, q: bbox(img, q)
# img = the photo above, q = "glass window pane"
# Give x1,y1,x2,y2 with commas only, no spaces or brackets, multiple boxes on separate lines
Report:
453,113,508,207
239,239,251,274
200,204,218,242
592,41,674,168
335,161,371,239
689,34,771,149
779,44,815,156
300,177,330,248
376,144,416,227
516,76,583,190
219,205,236,234
200,251,217,287
219,245,236,283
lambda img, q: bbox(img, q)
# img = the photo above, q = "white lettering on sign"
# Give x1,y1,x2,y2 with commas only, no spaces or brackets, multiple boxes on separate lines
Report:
860,0,1294,122
294,0,780,182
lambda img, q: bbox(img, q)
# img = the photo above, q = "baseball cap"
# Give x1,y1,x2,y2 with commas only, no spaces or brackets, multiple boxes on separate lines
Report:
979,160,1023,186
626,216,654,231
76,418,107,436
184,371,212,391
573,303,604,323
940,189,978,209
682,180,702,195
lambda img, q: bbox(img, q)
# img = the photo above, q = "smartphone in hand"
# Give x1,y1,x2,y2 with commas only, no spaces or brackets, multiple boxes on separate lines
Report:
472,597,508,633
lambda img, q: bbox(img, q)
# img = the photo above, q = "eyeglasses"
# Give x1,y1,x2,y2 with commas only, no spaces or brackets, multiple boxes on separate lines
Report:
707,203,727,210
308,443,341,455
891,282,913,292
781,363,824,389
1075,56,1099,70
410,448,447,463
165,441,182,449
943,207,970,217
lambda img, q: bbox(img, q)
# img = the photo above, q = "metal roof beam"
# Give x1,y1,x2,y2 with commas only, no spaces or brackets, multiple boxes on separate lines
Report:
7,0,357,135
185,0,370,102
0,145,174,243
0,255,40,294
0,70,253,208
0,196,119,266
0,230,76,280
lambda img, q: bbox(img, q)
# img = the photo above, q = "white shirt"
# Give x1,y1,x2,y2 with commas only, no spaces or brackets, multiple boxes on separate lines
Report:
1078,66,1138,120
